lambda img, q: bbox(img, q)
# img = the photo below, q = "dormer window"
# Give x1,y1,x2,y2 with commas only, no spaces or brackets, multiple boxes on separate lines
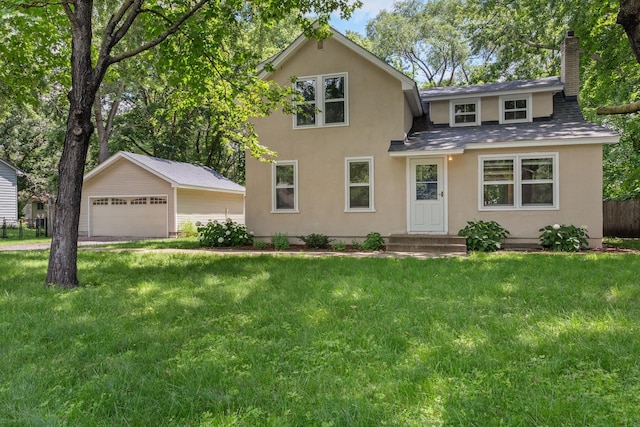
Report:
294,73,348,128
450,99,480,127
500,94,532,124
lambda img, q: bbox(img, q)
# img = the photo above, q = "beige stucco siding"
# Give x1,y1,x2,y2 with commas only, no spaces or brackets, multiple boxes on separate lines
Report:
176,188,244,227
532,92,553,118
430,100,449,125
247,36,411,239
79,158,175,236
481,96,498,122
447,144,604,245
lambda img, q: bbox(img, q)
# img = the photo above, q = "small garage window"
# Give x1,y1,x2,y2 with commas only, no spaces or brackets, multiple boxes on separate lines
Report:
111,198,127,205
131,198,147,205
92,198,108,205
150,197,167,205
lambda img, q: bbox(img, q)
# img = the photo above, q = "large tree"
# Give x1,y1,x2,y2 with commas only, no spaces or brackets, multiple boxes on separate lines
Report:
1,0,360,287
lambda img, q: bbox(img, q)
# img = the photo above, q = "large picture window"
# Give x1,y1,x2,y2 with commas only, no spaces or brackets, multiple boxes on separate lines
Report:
272,161,298,212
345,157,374,211
294,73,348,128
480,154,558,210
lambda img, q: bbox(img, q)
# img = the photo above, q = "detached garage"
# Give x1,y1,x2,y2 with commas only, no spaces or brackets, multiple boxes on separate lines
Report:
79,151,245,238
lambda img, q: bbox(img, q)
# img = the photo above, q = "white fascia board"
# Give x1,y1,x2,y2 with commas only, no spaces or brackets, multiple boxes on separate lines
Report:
464,135,620,150
176,184,246,195
389,148,465,157
422,85,565,102
83,151,128,181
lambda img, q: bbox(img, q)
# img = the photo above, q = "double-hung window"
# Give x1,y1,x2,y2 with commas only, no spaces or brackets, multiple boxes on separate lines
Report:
450,99,480,126
345,157,374,211
480,153,558,210
294,73,348,128
500,94,532,123
272,161,298,212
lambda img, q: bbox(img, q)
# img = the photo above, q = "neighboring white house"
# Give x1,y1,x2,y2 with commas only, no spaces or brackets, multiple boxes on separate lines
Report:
0,158,24,226
79,151,245,238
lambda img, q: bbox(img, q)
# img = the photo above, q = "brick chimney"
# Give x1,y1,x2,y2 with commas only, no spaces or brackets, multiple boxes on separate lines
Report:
561,30,580,101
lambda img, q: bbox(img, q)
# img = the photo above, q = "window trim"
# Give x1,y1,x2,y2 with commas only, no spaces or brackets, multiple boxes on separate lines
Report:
272,160,299,213
449,98,480,127
499,93,532,124
345,156,375,212
293,73,349,129
478,153,559,211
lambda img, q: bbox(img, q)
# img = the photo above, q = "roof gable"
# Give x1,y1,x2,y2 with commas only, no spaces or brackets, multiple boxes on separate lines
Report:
259,26,423,117
84,152,245,194
0,158,25,176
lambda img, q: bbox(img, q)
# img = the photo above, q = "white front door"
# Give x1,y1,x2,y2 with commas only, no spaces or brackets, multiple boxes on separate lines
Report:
409,158,445,233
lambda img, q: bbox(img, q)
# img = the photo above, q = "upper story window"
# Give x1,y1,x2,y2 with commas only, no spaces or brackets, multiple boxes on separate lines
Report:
294,73,348,128
500,94,532,124
450,98,480,127
272,161,298,212
345,157,374,212
479,153,558,210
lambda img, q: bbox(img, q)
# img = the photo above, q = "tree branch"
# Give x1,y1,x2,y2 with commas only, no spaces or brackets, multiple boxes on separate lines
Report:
596,101,640,115
107,0,210,66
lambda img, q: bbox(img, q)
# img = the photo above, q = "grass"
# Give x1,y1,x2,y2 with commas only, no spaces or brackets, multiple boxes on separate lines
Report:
1,250,640,426
603,237,640,251
0,226,50,246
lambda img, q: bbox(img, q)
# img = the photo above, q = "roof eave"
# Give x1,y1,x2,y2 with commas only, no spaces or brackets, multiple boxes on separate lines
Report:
422,84,565,102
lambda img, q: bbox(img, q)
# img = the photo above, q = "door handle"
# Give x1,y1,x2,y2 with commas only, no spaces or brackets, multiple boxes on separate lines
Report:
440,191,444,197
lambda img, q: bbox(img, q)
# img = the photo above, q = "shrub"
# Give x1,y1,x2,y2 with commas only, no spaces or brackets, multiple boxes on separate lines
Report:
198,219,253,247
539,224,589,252
458,220,510,252
331,241,347,251
178,221,198,238
253,240,268,250
271,233,290,250
299,233,333,249
351,239,364,250
362,232,385,251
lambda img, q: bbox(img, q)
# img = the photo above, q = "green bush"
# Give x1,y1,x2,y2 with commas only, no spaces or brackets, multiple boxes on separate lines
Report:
271,233,290,250
539,224,589,252
351,239,364,250
331,241,347,251
197,219,253,247
178,221,198,238
253,240,268,250
299,233,333,249
458,220,510,252
362,232,385,251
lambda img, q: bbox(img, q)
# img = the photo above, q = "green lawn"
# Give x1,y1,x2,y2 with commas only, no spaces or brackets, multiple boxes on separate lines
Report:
0,226,50,246
1,250,639,426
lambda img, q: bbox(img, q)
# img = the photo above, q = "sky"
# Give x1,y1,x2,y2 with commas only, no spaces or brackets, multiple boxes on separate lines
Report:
329,0,396,35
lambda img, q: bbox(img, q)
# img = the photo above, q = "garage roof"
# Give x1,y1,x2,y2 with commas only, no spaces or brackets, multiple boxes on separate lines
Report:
84,151,245,194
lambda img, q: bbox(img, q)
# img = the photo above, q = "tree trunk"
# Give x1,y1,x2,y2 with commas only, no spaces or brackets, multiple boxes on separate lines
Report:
46,0,98,287
618,0,640,63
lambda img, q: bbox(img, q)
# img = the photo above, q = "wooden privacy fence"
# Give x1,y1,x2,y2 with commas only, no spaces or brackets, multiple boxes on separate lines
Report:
603,200,640,237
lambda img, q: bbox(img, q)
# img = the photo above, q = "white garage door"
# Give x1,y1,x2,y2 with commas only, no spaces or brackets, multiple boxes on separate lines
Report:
90,196,168,238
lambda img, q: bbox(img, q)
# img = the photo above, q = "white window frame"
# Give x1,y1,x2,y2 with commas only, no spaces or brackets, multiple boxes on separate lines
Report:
499,94,532,124
450,98,480,127
293,73,348,129
272,160,299,213
345,157,375,212
479,153,559,211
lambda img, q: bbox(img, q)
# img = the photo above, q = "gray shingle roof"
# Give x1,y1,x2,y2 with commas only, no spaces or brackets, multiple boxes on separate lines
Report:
122,152,245,193
420,76,563,100
390,93,619,154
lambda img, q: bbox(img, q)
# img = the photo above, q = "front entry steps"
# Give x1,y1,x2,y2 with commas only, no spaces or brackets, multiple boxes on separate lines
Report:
386,234,467,256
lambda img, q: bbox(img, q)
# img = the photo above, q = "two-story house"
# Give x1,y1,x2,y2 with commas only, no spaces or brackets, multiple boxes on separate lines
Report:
246,29,619,249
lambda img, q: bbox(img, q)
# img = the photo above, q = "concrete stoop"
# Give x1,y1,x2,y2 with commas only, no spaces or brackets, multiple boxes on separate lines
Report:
386,234,468,256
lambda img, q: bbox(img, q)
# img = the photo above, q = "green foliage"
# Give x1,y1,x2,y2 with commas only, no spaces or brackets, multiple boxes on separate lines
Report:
178,221,198,238
253,240,268,250
331,240,347,251
458,220,510,252
351,239,364,250
539,224,589,252
271,232,290,250
299,233,333,249
362,232,385,251
197,218,253,247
